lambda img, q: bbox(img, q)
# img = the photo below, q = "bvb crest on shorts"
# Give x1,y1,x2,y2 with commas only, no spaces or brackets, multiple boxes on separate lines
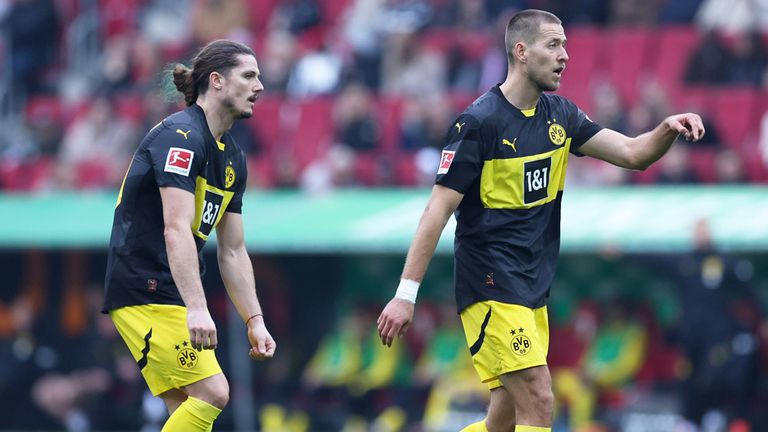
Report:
547,119,566,146
175,341,199,368
509,328,531,356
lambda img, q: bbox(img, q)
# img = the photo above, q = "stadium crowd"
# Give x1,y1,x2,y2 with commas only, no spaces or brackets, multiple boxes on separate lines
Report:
1,0,767,192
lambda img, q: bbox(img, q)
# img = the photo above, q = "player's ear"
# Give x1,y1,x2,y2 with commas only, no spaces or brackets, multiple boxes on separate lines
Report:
514,42,527,64
210,71,224,91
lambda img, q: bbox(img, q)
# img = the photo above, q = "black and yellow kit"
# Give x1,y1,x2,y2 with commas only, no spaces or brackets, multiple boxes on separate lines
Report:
437,85,602,312
103,104,247,312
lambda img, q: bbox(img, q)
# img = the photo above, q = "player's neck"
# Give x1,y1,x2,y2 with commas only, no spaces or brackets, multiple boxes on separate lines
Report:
196,99,234,141
499,73,541,111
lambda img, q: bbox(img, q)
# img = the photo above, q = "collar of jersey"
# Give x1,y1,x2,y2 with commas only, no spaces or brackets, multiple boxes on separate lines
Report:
491,85,540,119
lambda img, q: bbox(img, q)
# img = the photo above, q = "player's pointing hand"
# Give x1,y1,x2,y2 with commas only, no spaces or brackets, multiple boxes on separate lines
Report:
665,113,705,142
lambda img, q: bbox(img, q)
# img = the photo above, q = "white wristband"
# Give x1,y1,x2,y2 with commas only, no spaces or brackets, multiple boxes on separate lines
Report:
394,278,420,304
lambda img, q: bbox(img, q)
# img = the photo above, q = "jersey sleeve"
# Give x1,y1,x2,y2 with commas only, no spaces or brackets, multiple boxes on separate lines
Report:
566,99,603,156
147,125,207,193
435,114,485,194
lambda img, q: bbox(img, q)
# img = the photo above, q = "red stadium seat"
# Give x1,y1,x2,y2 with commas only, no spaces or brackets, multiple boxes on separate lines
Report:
394,152,418,186
247,0,279,34
603,27,655,107
712,87,759,149
654,26,701,95
290,98,335,171
248,95,284,154
319,0,352,25
25,95,62,124
248,156,277,188
376,96,404,153
558,26,602,113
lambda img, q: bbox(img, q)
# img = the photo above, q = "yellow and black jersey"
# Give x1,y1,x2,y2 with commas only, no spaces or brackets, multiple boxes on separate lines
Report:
437,85,602,312
103,105,248,312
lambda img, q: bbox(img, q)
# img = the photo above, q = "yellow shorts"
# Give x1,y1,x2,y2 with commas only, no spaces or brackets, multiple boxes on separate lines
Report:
110,304,223,396
460,301,549,390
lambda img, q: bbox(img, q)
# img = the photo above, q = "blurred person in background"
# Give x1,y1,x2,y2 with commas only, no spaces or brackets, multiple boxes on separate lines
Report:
54,94,139,189
102,40,276,432
378,9,704,432
3,0,60,97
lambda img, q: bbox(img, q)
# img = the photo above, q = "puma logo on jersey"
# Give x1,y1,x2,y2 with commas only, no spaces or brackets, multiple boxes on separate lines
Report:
502,138,517,152
455,122,466,133
176,129,191,140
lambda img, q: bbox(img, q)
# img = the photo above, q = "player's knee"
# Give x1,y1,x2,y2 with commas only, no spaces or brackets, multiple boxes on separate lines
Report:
530,384,554,415
201,378,230,410
206,387,229,410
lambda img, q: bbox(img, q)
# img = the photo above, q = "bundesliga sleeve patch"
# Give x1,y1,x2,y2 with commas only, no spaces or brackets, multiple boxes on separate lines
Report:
164,147,195,176
437,150,456,174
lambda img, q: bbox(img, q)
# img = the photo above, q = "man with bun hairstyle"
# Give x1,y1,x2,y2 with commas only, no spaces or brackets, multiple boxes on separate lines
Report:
377,9,705,432
103,39,275,431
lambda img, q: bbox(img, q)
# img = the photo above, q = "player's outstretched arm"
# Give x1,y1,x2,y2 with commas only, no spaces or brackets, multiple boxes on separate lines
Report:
377,185,464,347
161,186,217,351
216,212,276,360
579,113,705,170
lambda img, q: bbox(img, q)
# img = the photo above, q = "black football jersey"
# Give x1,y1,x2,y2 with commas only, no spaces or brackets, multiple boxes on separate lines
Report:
436,86,602,312
103,105,247,312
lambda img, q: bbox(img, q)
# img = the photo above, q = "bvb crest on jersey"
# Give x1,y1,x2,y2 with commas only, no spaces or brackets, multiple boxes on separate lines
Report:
548,120,566,146
225,165,236,189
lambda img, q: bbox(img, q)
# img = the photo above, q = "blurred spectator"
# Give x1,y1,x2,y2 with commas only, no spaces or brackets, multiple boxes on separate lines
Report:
684,31,732,85
658,0,704,23
626,81,671,137
299,144,358,195
695,0,768,32
477,10,513,91
342,0,386,89
549,299,599,430
656,145,701,184
671,219,759,427
271,0,322,35
286,43,343,98
3,0,60,96
54,95,138,189
259,30,298,94
728,30,768,86
715,149,748,183
608,0,659,26
191,0,250,44
583,300,647,392
381,30,447,96
31,285,145,431
333,83,380,151
99,36,134,94
431,0,487,29
591,82,628,134
398,94,451,151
